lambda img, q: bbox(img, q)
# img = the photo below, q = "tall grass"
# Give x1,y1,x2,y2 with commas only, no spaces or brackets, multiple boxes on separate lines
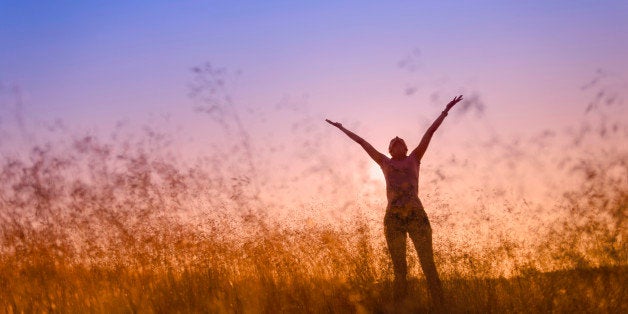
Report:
1,70,626,312
0,128,625,313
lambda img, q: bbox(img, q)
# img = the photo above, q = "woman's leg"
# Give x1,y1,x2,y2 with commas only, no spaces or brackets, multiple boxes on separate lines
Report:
384,214,408,298
407,211,445,310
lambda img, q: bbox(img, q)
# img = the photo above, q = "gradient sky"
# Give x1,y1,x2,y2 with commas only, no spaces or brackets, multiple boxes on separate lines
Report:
2,1,627,131
2,1,628,193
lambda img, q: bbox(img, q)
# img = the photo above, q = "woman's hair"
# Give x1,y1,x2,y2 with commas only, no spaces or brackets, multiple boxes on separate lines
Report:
388,136,408,154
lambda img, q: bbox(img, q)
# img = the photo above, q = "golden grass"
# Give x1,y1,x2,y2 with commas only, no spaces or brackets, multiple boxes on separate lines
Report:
1,127,626,313
1,217,625,313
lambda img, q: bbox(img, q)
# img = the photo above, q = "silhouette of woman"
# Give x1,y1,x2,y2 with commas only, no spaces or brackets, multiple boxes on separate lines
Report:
326,95,463,308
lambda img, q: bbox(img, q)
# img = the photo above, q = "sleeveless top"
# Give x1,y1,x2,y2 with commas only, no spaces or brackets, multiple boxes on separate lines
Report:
379,154,421,217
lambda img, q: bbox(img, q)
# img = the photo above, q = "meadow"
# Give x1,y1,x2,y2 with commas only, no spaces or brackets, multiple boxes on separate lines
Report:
1,67,626,313
0,127,625,313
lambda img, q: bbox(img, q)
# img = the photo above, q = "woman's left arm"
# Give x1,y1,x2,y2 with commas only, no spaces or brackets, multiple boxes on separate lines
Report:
410,95,463,161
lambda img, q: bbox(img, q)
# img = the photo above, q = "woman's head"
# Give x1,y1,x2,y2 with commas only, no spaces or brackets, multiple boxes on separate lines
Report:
389,136,408,158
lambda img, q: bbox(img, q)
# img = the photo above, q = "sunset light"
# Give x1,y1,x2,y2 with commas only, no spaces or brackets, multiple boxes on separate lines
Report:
1,1,627,312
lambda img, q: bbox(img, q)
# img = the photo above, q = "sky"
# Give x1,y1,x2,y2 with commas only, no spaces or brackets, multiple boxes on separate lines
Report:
1,1,627,225
2,1,627,128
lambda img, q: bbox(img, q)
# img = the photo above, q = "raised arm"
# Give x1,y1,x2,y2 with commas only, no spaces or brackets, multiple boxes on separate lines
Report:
410,95,463,161
325,119,386,165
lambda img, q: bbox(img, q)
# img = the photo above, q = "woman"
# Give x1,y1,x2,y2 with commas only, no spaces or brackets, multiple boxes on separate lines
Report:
325,95,463,308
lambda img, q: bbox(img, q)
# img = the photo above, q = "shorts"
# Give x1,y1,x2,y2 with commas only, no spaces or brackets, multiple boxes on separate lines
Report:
385,197,430,225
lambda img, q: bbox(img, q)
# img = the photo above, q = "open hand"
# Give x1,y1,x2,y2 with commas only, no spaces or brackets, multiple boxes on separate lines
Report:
445,95,463,112
325,119,343,129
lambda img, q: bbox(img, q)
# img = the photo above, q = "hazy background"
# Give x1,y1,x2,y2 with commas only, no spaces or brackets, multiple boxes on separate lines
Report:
1,1,627,255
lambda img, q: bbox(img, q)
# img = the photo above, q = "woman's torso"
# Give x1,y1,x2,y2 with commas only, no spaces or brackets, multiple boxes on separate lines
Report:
380,155,421,216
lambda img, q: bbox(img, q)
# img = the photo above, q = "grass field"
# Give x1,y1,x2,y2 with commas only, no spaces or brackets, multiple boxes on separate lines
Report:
1,218,626,313
1,125,626,313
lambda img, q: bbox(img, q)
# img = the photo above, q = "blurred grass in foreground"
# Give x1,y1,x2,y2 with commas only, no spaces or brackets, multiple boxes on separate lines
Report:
2,244,626,313
1,68,627,312
0,132,625,313
1,219,626,313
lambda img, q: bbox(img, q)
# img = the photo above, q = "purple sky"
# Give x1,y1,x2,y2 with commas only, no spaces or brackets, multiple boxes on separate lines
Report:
1,1,626,132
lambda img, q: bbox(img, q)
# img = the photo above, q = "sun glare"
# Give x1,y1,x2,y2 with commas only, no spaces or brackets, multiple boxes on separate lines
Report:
369,162,384,182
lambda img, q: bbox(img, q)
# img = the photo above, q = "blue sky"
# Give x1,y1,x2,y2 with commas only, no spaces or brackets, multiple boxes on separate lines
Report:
1,1,627,135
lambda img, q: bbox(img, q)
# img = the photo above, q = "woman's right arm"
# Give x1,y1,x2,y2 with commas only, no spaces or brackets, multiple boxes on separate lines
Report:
325,119,386,165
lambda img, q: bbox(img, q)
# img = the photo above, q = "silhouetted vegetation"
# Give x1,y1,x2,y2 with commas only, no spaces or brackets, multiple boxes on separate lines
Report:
0,69,626,313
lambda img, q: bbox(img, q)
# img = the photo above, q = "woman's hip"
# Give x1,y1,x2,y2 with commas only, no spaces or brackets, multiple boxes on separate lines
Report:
385,198,429,225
